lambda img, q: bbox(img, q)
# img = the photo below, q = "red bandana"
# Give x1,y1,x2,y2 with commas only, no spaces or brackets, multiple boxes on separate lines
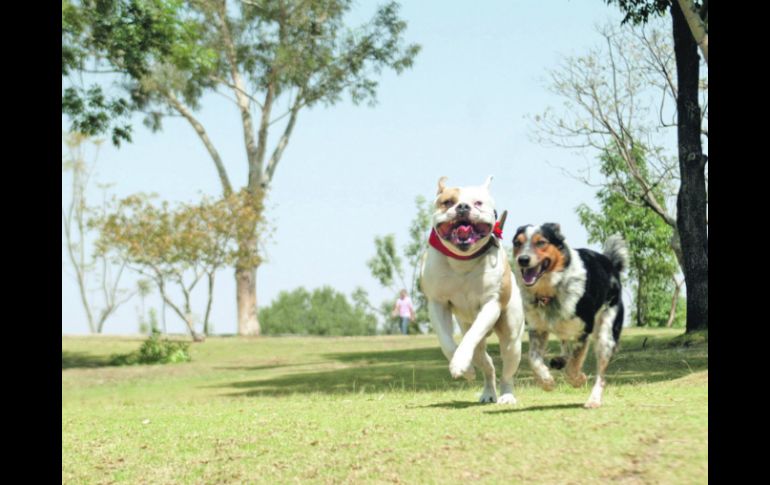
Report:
493,221,503,239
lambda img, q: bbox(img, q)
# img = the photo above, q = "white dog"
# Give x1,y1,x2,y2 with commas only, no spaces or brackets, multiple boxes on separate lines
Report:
420,176,525,404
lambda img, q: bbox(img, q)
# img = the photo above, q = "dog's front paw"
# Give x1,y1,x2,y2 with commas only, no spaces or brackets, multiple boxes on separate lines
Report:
535,376,556,392
583,398,602,409
566,372,588,388
497,393,517,405
479,390,497,403
449,360,475,381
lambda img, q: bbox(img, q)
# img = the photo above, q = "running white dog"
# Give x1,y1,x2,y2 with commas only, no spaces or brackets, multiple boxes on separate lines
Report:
420,176,525,404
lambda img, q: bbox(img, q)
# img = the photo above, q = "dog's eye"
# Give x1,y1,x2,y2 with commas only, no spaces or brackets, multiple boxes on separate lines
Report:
513,240,522,248
442,200,454,207
535,240,548,248
474,201,482,208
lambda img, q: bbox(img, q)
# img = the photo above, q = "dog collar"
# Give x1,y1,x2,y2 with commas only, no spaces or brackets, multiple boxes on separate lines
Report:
428,211,506,261
535,296,553,307
429,228,495,260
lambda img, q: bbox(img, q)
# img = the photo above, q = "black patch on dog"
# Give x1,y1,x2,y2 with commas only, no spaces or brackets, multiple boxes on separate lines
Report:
549,357,567,369
540,223,565,249
574,248,624,343
513,225,531,241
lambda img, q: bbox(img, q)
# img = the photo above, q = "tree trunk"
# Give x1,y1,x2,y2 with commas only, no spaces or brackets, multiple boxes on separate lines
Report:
672,4,708,333
236,266,261,336
162,299,167,334
676,0,708,65
635,281,644,327
203,272,215,336
187,313,205,342
666,278,684,328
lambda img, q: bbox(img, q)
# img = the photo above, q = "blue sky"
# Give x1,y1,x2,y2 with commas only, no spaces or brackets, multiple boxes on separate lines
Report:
62,1,643,335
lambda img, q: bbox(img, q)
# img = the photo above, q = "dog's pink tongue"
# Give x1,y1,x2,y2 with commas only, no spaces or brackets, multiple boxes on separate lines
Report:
456,225,473,240
523,267,539,285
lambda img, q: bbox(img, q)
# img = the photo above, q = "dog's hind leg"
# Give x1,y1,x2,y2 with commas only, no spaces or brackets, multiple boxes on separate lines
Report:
584,306,621,409
528,329,556,391
472,339,498,403
494,308,523,405
428,300,475,380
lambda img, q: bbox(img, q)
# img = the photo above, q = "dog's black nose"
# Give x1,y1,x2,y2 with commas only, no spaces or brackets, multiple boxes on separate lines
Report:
456,203,470,214
517,255,531,267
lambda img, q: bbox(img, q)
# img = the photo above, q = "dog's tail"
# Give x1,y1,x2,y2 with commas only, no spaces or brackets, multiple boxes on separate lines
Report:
603,234,629,273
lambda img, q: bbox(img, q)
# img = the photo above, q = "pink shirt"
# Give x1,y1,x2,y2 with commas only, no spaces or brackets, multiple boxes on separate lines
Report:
396,296,414,317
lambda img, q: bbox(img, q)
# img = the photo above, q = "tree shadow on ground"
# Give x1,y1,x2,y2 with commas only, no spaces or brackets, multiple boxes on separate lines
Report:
61,351,114,369
216,333,707,398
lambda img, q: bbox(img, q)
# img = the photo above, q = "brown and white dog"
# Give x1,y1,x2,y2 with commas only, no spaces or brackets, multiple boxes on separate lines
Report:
420,176,525,404
512,223,628,408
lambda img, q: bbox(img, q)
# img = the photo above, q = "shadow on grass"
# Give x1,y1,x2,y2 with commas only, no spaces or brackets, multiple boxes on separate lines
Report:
216,360,328,372
421,400,503,410
61,351,114,369
483,403,584,414
216,332,707,398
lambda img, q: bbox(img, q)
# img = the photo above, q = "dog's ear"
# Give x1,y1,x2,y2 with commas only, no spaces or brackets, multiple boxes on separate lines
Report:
541,223,565,247
437,176,448,195
513,225,529,239
483,175,493,190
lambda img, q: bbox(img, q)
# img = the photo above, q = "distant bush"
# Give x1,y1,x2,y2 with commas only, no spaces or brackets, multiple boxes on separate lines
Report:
110,330,191,365
260,286,377,336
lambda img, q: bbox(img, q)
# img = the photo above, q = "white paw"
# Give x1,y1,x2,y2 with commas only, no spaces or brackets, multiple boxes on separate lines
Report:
497,393,517,405
583,399,602,409
449,354,475,380
479,390,497,403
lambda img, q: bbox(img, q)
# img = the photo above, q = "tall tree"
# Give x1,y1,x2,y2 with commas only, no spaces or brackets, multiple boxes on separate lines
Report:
603,0,707,332
536,12,706,332
95,191,263,341
63,0,420,335
62,133,135,333
577,147,684,328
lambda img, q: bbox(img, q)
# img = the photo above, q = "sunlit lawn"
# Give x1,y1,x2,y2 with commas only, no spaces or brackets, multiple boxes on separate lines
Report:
62,327,707,484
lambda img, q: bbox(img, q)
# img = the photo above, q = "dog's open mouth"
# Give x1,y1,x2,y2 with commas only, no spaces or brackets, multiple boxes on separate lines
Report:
437,219,492,250
521,259,550,286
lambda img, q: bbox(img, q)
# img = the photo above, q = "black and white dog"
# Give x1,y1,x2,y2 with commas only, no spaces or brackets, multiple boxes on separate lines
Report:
512,223,628,408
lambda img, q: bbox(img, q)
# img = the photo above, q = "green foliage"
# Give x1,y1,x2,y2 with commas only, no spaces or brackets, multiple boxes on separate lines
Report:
62,0,194,145
603,0,671,25
260,286,377,336
368,234,403,289
94,190,265,271
63,0,420,146
604,0,706,27
577,146,683,327
110,329,191,365
366,196,432,332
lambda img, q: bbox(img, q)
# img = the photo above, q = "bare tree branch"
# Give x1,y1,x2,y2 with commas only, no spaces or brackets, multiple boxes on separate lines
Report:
263,87,304,187
162,90,234,195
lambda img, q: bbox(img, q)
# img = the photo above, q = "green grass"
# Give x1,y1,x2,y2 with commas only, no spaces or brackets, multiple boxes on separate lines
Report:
62,327,707,484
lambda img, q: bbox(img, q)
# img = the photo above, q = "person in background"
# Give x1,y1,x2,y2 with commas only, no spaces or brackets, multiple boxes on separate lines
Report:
392,289,415,335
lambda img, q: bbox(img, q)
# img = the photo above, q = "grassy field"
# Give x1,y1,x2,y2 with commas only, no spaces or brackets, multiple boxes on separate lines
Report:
62,327,707,484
